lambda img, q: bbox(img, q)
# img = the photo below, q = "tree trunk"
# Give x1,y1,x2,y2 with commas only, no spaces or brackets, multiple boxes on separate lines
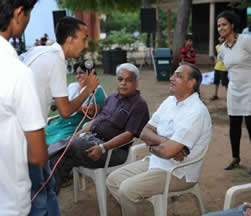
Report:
172,0,192,71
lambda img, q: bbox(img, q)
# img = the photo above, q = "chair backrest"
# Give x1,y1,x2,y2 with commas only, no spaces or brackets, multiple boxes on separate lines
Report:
147,144,209,216
170,144,208,173
164,144,209,194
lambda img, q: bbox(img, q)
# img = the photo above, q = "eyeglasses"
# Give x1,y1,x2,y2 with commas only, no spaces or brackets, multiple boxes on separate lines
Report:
76,71,87,75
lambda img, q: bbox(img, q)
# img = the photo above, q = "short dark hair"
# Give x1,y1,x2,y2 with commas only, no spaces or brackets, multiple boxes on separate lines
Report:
0,0,38,32
56,16,86,45
179,62,202,94
73,60,87,73
186,34,193,41
217,10,240,33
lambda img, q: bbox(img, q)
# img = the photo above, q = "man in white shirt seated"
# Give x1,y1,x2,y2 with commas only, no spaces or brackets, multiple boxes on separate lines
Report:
107,62,212,216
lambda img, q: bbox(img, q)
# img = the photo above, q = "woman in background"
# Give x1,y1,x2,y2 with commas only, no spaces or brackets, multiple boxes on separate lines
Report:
217,11,251,170
46,60,106,145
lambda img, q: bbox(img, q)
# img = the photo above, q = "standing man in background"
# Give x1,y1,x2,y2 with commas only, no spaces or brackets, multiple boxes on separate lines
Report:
20,16,99,216
0,0,48,215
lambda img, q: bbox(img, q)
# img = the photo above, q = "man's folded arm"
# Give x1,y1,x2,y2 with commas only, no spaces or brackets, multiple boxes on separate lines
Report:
150,140,185,160
140,124,168,146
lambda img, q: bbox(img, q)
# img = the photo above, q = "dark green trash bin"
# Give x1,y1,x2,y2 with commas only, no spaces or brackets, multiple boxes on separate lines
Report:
154,48,172,81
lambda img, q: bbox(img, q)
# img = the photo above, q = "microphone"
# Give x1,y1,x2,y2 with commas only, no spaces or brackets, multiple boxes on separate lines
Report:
84,59,95,75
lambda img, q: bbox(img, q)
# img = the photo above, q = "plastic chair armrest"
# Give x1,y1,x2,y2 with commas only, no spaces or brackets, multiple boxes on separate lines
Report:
224,183,251,210
47,114,60,124
169,145,208,173
104,138,135,169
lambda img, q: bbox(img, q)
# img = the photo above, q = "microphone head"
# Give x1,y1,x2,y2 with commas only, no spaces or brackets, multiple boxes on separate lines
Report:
84,59,94,70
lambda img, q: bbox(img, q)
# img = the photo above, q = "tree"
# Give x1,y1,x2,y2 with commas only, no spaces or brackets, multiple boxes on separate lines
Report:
230,0,251,9
57,0,192,70
172,0,192,71
101,12,140,33
57,0,145,13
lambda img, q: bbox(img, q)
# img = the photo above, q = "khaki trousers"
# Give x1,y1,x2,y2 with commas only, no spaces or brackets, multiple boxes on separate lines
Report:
106,159,195,216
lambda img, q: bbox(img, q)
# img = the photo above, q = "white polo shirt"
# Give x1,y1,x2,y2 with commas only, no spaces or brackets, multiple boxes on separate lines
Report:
148,93,212,182
20,42,68,122
0,36,45,215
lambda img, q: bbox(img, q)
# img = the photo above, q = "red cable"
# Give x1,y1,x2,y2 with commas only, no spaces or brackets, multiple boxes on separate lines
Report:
31,89,98,202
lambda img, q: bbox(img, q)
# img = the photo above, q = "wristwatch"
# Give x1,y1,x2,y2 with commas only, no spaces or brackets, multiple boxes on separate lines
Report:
99,144,106,154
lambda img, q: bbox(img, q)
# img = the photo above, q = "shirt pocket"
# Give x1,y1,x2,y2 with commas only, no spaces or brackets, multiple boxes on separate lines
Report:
158,118,174,137
109,108,129,129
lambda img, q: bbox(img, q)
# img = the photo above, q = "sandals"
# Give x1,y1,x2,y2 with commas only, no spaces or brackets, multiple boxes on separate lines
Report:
224,158,240,170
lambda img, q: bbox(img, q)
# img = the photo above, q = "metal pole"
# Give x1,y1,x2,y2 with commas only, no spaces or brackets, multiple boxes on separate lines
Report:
209,2,215,57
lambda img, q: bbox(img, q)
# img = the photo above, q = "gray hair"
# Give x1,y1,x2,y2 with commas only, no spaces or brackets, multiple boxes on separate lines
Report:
179,62,202,95
116,63,140,80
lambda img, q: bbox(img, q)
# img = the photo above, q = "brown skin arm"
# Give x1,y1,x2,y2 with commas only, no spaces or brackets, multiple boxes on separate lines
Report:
150,140,185,160
141,124,189,161
55,71,99,118
140,124,168,146
80,104,98,117
87,131,134,161
25,129,48,167
173,148,189,161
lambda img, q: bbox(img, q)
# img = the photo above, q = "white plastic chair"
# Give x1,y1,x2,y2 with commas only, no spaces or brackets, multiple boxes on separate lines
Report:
223,183,251,210
47,114,60,124
131,143,208,216
73,139,138,216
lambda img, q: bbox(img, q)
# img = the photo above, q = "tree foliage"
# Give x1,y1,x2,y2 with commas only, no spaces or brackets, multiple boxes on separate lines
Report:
101,11,140,33
230,0,251,9
57,0,142,13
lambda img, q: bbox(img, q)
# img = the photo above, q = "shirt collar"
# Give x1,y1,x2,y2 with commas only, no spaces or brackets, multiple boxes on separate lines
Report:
0,35,18,59
50,42,65,60
175,92,199,106
115,90,140,101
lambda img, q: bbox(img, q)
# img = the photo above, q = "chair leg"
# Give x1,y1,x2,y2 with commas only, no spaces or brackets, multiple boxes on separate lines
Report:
150,195,167,216
94,170,108,216
73,168,79,203
191,184,205,214
80,174,86,191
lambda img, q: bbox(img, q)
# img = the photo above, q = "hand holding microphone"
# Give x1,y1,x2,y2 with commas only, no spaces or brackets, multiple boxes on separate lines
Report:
85,59,96,75
85,59,99,93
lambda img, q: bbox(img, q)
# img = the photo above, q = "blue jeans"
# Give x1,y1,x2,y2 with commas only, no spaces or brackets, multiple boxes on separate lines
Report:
203,204,246,216
28,162,60,216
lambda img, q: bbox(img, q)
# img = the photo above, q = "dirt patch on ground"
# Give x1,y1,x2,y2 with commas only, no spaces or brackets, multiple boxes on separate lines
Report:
58,66,251,216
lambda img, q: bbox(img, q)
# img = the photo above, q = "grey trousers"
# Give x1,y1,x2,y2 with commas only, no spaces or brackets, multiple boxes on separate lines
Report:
106,159,195,216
